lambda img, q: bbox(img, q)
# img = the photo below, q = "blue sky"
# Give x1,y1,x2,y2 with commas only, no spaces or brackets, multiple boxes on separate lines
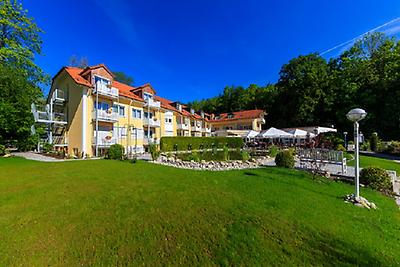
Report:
22,0,400,102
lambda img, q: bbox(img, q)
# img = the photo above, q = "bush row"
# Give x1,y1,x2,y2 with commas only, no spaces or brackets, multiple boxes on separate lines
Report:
160,137,244,152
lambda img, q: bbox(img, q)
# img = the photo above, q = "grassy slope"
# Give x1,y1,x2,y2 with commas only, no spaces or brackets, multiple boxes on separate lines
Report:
347,154,400,173
0,157,399,266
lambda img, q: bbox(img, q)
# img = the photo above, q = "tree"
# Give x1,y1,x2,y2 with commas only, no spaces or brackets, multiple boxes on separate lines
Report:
0,0,44,149
0,0,47,83
113,71,134,85
69,55,89,68
0,63,42,149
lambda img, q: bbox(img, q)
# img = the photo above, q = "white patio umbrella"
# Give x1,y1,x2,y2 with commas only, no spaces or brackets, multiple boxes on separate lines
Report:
257,127,293,138
287,129,314,138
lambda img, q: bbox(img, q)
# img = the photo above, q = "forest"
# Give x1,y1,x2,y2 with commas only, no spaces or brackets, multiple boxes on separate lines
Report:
188,33,400,140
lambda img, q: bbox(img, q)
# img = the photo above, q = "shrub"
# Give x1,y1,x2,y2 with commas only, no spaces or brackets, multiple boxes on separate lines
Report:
336,144,346,152
275,150,295,168
0,144,5,156
369,132,380,152
268,145,279,157
130,157,137,164
241,150,250,161
160,137,243,152
385,141,400,155
360,166,392,192
360,140,370,151
223,145,229,161
108,144,124,160
187,151,201,162
149,143,160,161
42,143,54,153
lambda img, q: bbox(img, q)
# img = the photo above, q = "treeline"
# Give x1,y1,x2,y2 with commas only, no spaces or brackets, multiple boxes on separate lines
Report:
188,33,400,140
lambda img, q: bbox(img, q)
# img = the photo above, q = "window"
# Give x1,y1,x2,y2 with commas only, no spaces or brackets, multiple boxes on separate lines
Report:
144,111,153,119
144,129,153,138
143,92,152,101
165,118,172,123
112,104,118,113
132,108,141,119
97,102,110,111
119,105,125,117
94,76,110,86
115,126,127,138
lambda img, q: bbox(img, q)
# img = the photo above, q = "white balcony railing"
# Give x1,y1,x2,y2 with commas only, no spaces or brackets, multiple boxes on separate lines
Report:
177,123,189,130
92,109,119,122
202,127,212,133
34,110,67,124
191,124,202,132
144,137,160,145
93,131,117,147
144,98,161,109
143,118,160,127
52,89,66,103
94,82,119,98
53,136,68,146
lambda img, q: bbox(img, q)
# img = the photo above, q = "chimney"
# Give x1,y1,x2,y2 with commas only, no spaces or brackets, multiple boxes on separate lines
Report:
190,108,195,115
201,111,205,118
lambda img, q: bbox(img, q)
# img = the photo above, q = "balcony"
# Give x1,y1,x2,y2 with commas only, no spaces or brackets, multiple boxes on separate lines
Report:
53,136,68,146
202,127,212,133
144,137,160,145
94,82,119,98
93,131,117,147
143,118,160,127
177,123,189,130
52,89,66,103
33,110,67,124
191,124,202,132
92,109,119,122
144,98,161,109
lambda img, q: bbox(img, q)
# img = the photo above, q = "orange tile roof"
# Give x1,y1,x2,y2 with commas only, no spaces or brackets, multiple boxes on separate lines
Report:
112,80,143,102
63,67,92,87
154,96,179,112
210,109,265,122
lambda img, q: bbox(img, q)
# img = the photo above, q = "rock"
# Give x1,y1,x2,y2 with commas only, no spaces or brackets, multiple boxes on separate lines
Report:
3,154,11,158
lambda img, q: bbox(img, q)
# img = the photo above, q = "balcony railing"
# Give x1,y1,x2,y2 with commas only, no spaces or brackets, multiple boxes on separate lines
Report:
94,82,119,98
52,89,66,103
143,118,160,127
144,137,160,145
92,109,119,122
53,136,68,146
34,110,67,124
144,98,161,109
93,131,117,147
191,124,202,132
177,123,189,130
202,127,212,133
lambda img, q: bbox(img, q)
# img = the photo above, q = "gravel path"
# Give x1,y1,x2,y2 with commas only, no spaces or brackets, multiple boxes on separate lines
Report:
12,152,66,162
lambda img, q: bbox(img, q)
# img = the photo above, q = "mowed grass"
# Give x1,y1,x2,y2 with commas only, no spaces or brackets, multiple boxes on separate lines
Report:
0,157,399,266
347,154,400,173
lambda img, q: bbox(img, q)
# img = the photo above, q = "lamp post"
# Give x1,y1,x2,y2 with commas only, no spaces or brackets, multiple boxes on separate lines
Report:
346,108,367,199
343,131,348,149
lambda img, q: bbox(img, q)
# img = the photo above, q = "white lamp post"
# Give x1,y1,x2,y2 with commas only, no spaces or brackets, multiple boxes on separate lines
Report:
346,108,367,199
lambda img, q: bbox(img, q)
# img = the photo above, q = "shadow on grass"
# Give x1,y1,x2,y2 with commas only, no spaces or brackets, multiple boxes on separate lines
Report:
244,171,259,177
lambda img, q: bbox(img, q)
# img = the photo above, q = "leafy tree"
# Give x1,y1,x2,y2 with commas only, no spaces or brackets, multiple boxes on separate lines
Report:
0,63,42,149
69,55,89,68
0,0,47,83
113,71,134,85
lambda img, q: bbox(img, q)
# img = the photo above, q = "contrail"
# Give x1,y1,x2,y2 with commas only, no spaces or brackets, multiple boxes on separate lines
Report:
320,17,400,55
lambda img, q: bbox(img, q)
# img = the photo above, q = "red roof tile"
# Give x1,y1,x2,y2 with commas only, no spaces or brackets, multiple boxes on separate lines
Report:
210,109,265,122
63,67,92,87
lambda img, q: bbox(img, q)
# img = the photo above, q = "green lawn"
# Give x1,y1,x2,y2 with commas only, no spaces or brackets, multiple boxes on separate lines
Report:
347,154,400,173
0,157,399,266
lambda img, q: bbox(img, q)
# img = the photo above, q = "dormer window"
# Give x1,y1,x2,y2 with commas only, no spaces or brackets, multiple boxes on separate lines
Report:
227,113,234,119
94,76,110,86
143,92,153,101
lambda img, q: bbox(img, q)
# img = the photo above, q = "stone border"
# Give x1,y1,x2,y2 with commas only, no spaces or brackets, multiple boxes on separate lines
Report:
153,155,271,171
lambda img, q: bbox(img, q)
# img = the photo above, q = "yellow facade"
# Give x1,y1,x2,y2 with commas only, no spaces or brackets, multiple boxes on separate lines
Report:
41,65,264,157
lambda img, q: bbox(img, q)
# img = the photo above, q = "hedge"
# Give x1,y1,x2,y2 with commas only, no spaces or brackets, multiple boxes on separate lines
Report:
160,137,244,152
